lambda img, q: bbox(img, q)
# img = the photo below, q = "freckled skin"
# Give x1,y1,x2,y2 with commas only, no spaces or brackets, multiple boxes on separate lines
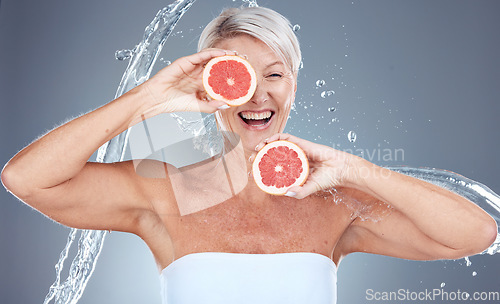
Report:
140,156,360,270
161,188,354,263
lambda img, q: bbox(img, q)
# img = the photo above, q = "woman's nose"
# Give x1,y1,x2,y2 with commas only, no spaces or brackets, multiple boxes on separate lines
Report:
249,80,268,105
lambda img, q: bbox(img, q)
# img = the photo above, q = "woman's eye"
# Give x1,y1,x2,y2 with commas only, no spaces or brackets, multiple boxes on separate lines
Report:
267,73,283,78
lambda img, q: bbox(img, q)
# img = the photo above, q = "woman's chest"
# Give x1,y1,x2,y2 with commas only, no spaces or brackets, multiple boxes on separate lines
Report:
166,193,352,257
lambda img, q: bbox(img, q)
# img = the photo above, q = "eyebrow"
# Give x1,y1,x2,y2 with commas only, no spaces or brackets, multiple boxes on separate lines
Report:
265,61,285,68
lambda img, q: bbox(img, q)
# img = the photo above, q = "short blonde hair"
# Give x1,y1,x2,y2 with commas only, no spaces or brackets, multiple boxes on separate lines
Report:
198,6,301,73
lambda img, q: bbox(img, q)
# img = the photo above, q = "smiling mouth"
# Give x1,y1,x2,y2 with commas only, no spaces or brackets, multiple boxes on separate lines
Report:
238,110,274,127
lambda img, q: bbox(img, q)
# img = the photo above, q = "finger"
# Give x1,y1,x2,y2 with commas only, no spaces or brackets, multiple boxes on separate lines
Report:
177,48,237,69
273,134,333,163
195,99,230,114
185,48,226,65
247,151,260,163
166,50,225,78
285,181,321,199
254,133,317,156
254,133,291,151
267,133,312,147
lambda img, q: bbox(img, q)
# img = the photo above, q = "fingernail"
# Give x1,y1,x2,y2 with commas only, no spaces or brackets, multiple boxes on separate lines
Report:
284,191,297,197
218,104,230,110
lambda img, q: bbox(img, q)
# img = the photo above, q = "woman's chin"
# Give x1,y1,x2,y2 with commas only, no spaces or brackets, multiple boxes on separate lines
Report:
239,130,277,153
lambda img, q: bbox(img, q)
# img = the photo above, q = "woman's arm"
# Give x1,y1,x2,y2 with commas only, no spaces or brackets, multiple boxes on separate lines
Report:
335,161,497,260
256,133,497,260
1,49,231,233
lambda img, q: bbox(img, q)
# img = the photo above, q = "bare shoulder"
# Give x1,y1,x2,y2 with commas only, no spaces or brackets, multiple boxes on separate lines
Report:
122,158,180,209
331,187,391,262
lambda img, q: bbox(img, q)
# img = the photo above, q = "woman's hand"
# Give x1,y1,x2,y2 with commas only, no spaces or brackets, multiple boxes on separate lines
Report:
255,133,362,199
138,48,235,117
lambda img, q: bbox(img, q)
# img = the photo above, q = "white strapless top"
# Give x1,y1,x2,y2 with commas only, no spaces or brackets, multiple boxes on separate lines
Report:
159,252,337,304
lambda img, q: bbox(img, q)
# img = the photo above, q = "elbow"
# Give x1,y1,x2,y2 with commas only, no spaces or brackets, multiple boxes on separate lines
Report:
1,162,14,192
1,162,33,200
478,216,498,254
464,216,498,256
440,216,498,260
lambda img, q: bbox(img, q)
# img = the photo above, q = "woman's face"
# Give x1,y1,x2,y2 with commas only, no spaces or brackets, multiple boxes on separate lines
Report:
213,35,297,152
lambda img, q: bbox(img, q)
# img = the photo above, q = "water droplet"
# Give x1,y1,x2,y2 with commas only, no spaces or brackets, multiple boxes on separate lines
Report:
348,131,357,143
293,24,301,32
331,118,338,123
115,49,133,61
472,271,477,276
440,282,446,288
328,107,336,112
298,61,304,70
242,0,259,7
160,58,171,65
464,256,472,266
321,90,335,98
316,79,325,88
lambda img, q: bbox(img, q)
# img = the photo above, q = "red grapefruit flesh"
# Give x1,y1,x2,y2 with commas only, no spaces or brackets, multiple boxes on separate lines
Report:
203,55,257,106
252,140,309,195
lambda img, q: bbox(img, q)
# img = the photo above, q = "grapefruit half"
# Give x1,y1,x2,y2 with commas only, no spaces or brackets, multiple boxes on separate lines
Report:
252,140,309,195
203,55,257,106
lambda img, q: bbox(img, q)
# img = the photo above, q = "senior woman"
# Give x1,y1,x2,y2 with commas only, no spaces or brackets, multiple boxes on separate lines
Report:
1,6,496,304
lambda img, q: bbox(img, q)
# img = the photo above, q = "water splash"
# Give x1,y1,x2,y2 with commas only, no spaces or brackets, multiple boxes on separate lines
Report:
316,79,325,87
324,187,393,222
464,256,472,266
242,0,259,7
321,90,335,98
347,130,357,142
159,57,171,65
386,166,500,255
115,49,134,61
323,166,500,255
170,112,223,156
43,1,197,303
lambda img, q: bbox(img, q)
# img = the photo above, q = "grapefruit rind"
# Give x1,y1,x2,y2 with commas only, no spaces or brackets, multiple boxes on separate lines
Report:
252,140,309,195
202,55,257,106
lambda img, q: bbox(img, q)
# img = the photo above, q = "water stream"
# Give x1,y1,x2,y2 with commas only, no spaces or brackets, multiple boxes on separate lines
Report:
43,0,499,303
43,1,196,303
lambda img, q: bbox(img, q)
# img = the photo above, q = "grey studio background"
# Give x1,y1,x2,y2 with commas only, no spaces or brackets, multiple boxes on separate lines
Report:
1,0,499,303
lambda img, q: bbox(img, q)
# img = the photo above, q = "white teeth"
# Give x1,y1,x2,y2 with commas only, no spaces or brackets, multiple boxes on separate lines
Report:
240,111,272,120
